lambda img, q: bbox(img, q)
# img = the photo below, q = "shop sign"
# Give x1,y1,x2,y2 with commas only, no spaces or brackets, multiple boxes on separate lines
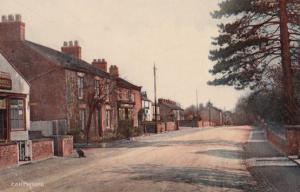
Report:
0,72,12,90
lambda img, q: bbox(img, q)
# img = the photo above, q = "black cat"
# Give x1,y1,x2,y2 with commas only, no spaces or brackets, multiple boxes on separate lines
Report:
76,148,86,158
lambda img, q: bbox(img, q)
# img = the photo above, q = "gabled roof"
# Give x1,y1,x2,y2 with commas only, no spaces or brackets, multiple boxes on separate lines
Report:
117,77,142,91
160,102,183,111
25,41,111,79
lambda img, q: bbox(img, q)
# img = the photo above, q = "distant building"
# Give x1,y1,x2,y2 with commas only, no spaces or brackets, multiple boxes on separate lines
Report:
199,103,223,126
141,92,153,122
158,99,184,122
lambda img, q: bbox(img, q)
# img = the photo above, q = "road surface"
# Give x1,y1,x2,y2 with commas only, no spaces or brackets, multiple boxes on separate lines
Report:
1,126,258,192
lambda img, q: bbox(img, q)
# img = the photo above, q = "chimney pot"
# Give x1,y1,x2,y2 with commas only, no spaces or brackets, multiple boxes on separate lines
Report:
8,14,14,22
74,40,79,46
109,65,119,77
61,40,81,59
1,15,7,22
15,14,21,22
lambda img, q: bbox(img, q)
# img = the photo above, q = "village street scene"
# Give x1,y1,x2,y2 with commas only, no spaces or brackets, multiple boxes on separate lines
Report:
0,0,300,191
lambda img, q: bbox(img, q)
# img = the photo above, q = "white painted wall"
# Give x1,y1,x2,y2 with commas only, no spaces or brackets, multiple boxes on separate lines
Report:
142,100,153,121
0,53,30,141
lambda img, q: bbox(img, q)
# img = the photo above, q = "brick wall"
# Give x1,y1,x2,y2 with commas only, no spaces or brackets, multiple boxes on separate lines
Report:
52,135,73,157
285,127,300,155
0,142,18,170
166,122,178,131
266,128,289,154
156,122,166,133
32,139,53,161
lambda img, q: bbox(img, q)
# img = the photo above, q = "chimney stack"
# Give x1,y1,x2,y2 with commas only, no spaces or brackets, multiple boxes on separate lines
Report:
0,14,25,41
109,65,119,77
92,58,107,72
61,40,82,59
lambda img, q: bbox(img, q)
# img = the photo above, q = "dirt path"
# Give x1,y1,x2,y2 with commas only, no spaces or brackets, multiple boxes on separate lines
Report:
0,126,256,192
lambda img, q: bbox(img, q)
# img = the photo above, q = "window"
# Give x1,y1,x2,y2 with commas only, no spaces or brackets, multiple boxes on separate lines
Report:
95,80,100,97
105,110,111,128
78,77,84,99
79,109,85,131
118,108,125,120
10,99,25,130
130,93,135,102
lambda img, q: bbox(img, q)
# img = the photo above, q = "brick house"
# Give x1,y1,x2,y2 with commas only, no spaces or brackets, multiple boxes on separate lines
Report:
158,98,183,122
0,14,142,142
116,75,142,128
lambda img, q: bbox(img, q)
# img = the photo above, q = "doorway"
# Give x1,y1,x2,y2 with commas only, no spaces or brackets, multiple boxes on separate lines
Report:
0,109,7,140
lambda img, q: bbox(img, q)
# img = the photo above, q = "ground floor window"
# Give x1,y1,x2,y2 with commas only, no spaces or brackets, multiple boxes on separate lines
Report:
119,108,126,121
9,99,25,130
79,109,85,131
105,110,111,128
118,108,133,121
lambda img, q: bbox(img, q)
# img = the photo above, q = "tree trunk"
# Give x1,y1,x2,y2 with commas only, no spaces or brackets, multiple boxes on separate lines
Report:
279,0,297,124
86,104,96,143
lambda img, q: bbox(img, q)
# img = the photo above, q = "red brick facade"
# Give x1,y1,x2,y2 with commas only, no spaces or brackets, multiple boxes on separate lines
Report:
0,142,18,170
31,139,54,161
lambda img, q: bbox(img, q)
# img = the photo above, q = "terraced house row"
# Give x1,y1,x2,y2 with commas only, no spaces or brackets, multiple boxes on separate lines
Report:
0,14,142,168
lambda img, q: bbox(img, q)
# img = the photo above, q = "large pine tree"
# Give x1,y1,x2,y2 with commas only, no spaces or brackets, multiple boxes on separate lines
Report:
209,0,300,123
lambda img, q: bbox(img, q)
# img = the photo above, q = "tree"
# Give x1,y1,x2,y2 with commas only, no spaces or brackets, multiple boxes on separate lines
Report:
209,0,300,123
85,78,116,143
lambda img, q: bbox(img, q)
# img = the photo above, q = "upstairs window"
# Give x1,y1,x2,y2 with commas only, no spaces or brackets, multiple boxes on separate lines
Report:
78,77,84,99
95,80,100,97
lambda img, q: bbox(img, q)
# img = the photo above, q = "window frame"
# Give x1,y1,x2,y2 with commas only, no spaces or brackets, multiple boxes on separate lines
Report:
95,79,100,97
9,98,26,131
77,76,84,99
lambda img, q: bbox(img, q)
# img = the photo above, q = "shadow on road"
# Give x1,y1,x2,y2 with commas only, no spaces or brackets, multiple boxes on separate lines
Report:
195,149,243,159
108,164,256,191
104,139,244,149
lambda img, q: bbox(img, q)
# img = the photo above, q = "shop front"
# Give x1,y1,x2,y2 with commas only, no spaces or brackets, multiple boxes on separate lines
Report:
0,53,31,162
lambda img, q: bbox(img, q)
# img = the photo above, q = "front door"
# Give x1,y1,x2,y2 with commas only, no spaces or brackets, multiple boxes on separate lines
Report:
0,109,7,140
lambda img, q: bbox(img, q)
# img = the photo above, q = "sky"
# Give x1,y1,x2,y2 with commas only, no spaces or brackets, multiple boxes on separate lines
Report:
0,0,246,111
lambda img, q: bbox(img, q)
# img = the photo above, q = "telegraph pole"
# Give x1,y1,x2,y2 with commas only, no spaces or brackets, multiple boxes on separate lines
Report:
196,89,199,119
154,63,158,124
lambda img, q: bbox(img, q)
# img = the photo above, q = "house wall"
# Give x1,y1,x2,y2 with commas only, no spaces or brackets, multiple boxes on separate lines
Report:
0,42,68,133
65,70,114,140
142,100,153,121
133,89,142,127
0,53,30,141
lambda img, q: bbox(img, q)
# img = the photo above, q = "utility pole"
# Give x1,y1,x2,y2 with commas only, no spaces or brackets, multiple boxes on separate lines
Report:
279,0,296,124
154,63,158,124
196,89,199,119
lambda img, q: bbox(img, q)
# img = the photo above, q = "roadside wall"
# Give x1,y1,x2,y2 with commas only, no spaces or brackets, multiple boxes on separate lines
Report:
52,135,73,157
266,128,289,154
0,142,18,170
31,139,54,161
